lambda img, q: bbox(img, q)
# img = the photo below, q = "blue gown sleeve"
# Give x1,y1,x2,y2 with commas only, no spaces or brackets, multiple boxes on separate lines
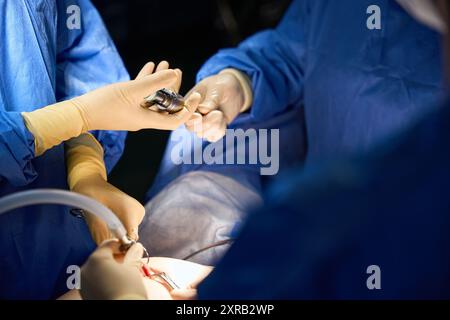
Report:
197,0,307,121
55,0,130,173
0,111,36,186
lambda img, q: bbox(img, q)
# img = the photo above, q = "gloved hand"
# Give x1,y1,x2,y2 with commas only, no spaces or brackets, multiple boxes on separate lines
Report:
81,240,148,300
74,61,195,132
22,62,201,156
66,133,145,244
185,69,253,142
73,175,145,244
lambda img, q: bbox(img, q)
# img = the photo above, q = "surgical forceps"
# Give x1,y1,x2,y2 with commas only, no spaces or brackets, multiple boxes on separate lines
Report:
141,263,180,290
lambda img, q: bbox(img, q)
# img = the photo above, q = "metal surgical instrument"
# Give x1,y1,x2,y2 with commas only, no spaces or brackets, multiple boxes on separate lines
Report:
141,263,180,290
70,208,150,259
142,88,186,114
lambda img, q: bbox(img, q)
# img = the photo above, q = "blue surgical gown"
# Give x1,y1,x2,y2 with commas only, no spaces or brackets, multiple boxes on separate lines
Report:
144,0,444,265
198,99,450,299
0,0,129,299
149,0,444,198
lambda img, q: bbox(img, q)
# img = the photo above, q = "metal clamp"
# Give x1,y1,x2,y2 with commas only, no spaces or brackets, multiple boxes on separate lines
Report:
142,88,185,114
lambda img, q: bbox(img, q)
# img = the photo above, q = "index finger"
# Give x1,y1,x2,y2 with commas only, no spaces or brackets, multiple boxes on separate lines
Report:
197,86,222,115
135,61,155,80
134,69,179,96
170,92,202,123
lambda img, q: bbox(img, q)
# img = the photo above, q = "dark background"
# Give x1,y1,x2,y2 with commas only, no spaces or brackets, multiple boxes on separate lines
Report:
92,0,291,202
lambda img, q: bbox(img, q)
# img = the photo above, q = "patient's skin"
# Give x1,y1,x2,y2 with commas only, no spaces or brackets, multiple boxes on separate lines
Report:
58,257,212,300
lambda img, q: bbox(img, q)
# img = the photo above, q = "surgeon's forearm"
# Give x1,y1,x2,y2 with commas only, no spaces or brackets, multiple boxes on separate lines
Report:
22,100,89,157
65,133,107,191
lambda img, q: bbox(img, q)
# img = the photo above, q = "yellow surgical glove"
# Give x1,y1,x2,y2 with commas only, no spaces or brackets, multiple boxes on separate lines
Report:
81,240,148,300
65,133,145,244
22,65,200,156
184,68,253,142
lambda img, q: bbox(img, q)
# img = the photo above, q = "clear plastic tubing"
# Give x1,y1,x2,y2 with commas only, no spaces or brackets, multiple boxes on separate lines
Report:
0,189,132,246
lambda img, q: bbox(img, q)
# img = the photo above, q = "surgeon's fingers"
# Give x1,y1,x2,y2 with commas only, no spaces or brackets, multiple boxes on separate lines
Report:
201,110,226,131
197,86,222,115
154,61,182,93
108,189,146,241
132,69,178,101
202,127,227,142
191,110,226,141
202,115,227,142
186,82,207,101
168,92,201,123
156,60,170,72
136,60,171,80
144,92,201,130
136,61,156,80
172,69,183,93
185,112,203,133
182,91,201,115
122,207,145,242
124,243,144,265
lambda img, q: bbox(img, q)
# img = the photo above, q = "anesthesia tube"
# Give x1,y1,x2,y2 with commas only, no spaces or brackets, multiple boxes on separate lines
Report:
0,189,133,247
